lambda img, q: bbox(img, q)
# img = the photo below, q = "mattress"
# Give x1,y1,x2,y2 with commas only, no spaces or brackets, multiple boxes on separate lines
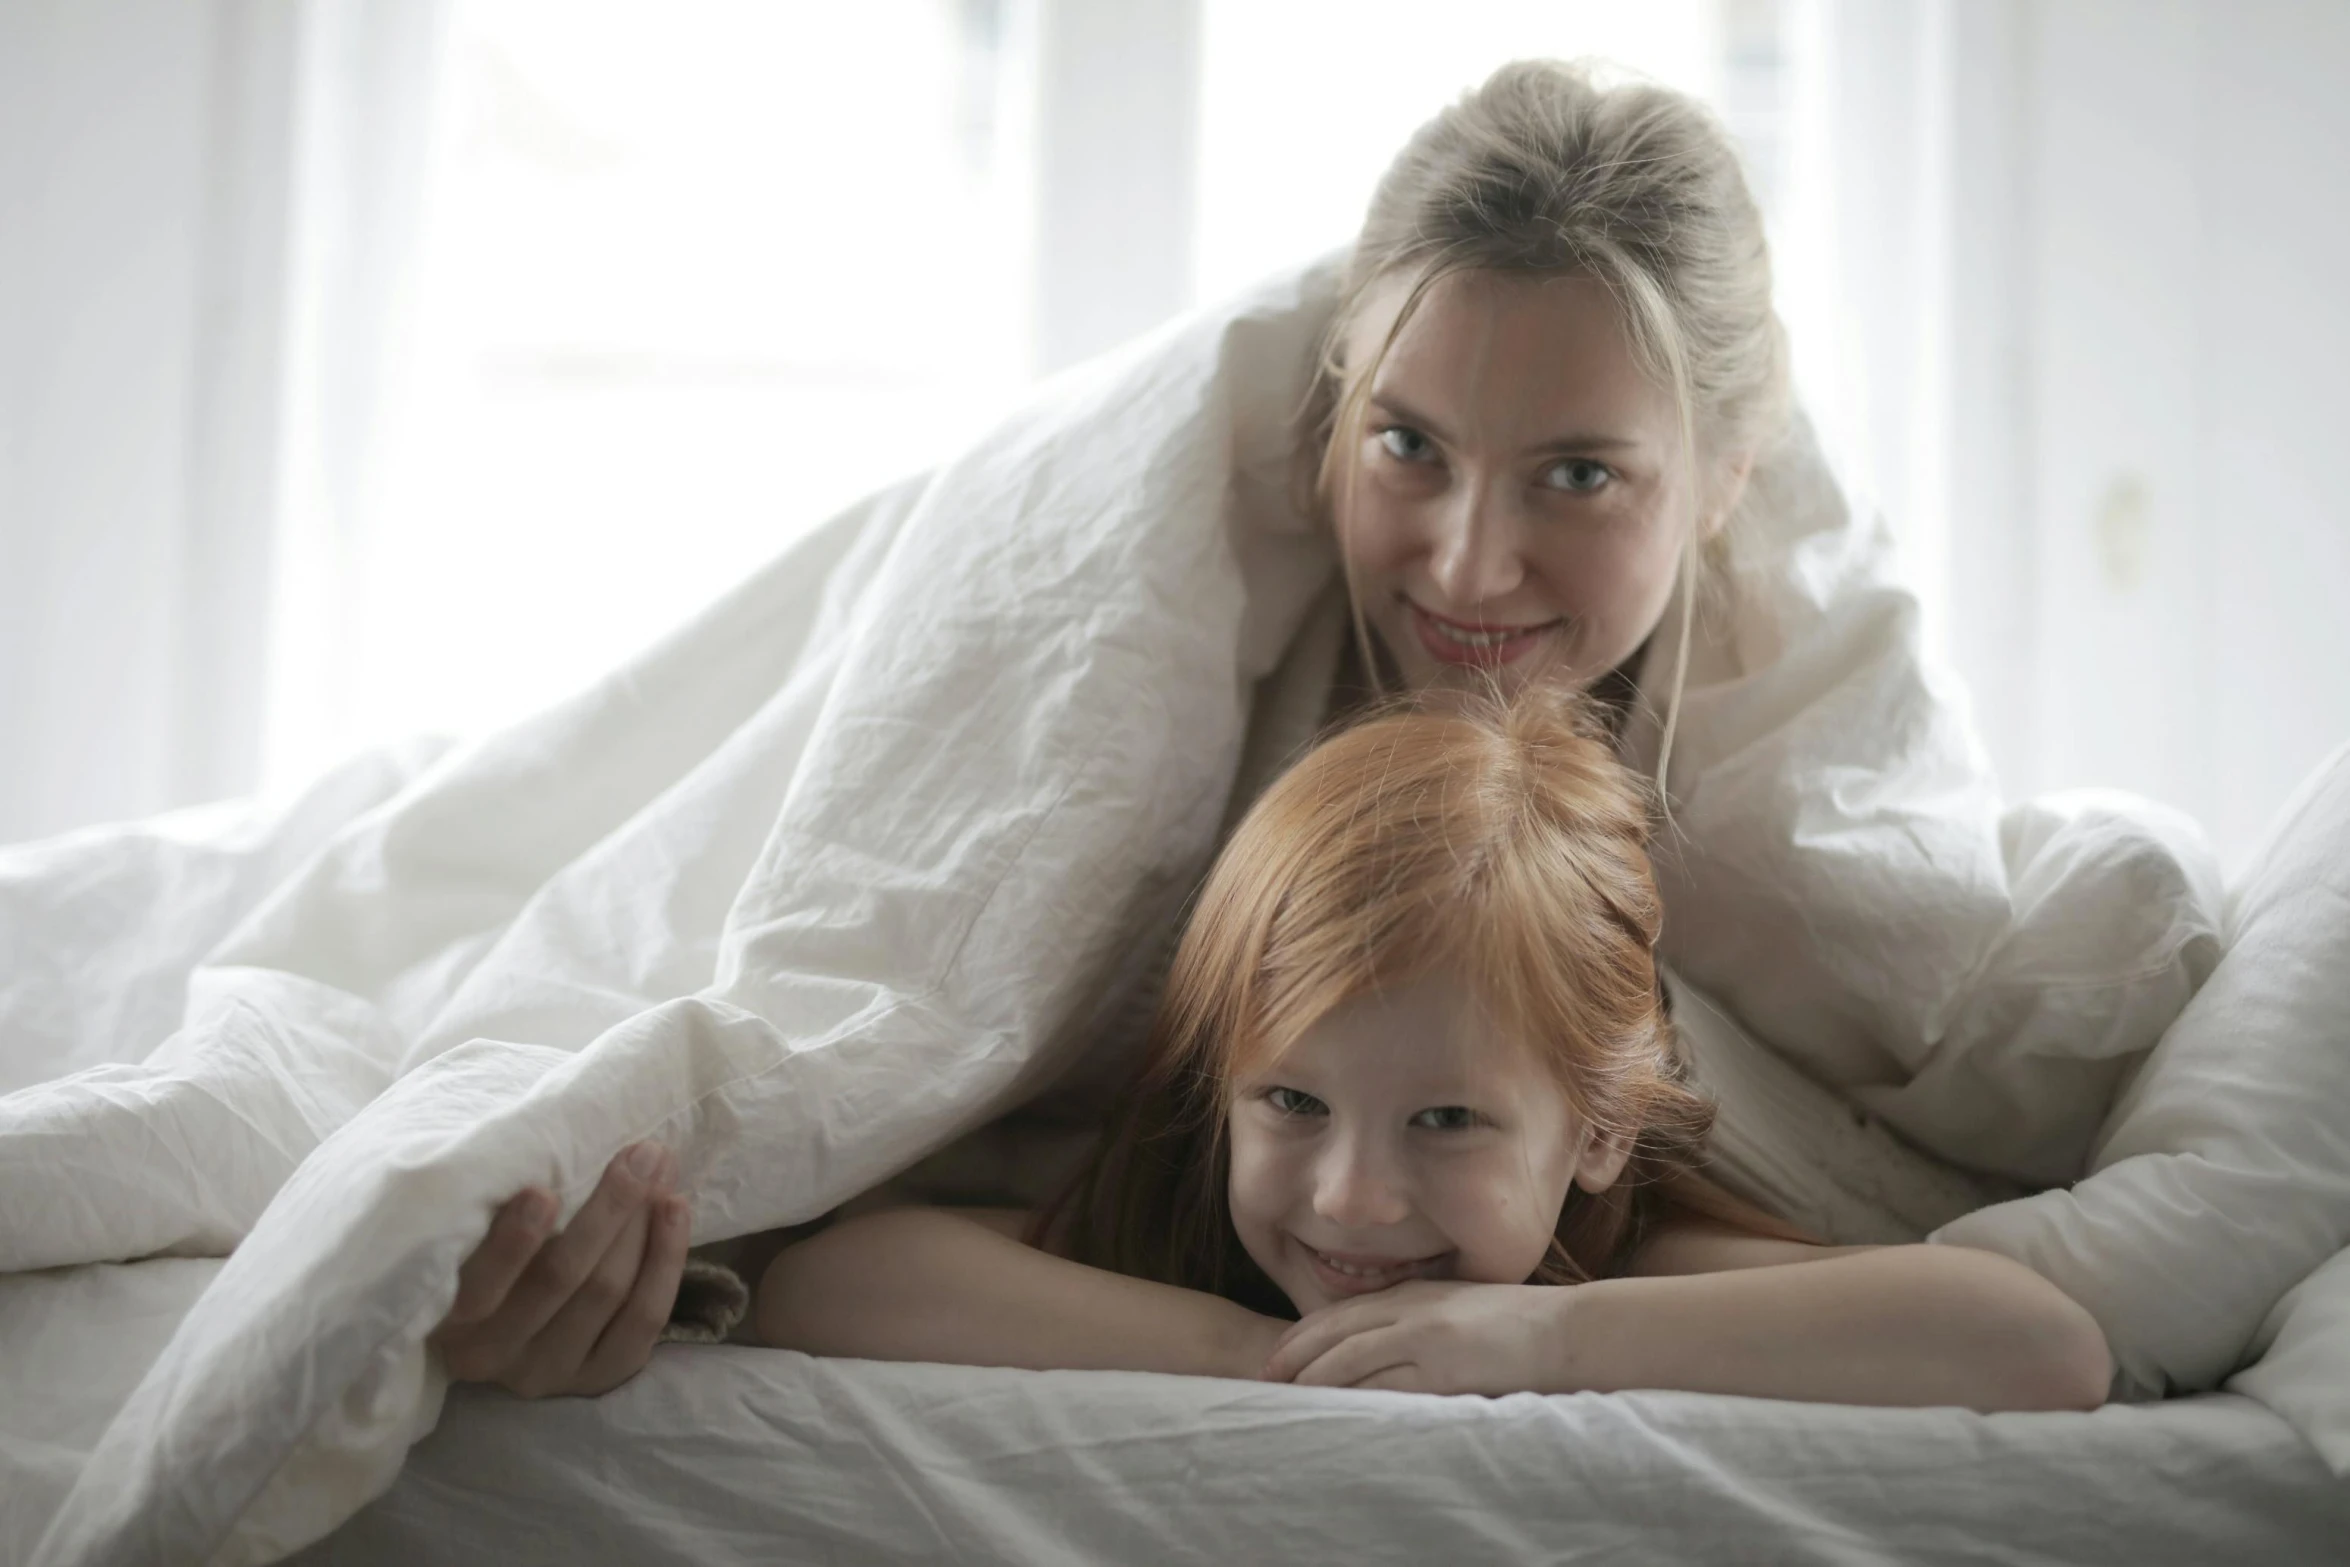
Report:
11,1257,2345,1565
303,1351,2350,1565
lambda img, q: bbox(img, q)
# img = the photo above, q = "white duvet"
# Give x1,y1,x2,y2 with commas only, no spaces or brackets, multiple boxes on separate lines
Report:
3,257,2346,1566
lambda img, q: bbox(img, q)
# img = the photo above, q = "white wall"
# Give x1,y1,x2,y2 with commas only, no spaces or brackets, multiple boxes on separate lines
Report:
1819,0,2350,871
1032,0,1199,371
2001,0,2350,867
2184,1,2350,861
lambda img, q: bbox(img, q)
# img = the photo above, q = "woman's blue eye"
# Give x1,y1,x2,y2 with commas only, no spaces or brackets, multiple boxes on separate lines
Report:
1376,426,1436,463
1544,458,1612,493
1412,1106,1484,1131
1266,1087,1325,1117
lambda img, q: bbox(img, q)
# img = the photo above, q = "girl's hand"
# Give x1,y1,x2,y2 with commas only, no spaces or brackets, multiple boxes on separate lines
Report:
429,1141,693,1398
1260,1279,1569,1396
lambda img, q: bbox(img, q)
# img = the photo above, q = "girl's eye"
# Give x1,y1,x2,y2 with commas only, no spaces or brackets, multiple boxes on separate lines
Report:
1412,1106,1486,1131
1542,457,1613,494
1376,426,1437,464
1265,1087,1326,1118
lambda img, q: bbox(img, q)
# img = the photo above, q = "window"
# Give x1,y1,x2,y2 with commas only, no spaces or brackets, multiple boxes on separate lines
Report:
276,0,1031,786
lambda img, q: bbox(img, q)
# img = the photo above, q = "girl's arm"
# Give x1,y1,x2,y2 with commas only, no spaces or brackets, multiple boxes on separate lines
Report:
1559,1223,2112,1411
755,1205,1289,1379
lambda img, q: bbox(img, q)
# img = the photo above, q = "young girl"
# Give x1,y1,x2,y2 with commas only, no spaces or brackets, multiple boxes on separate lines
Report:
751,693,2111,1410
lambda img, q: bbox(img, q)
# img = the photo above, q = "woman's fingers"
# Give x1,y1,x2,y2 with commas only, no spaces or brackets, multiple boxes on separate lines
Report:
436,1187,555,1336
490,1143,672,1348
504,1196,656,1398
574,1194,694,1395
439,1142,672,1387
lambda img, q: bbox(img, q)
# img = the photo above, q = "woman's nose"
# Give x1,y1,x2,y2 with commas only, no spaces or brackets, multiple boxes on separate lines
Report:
1311,1137,1412,1230
1425,479,1526,609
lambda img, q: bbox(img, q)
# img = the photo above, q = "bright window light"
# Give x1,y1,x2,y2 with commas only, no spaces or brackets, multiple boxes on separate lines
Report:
285,0,1032,785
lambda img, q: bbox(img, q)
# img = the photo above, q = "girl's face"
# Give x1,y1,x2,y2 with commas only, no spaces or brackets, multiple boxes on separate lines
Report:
1225,974,1630,1314
1332,269,1710,695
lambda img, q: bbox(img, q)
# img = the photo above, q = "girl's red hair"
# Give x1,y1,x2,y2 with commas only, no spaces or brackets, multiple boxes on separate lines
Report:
1039,686,1799,1314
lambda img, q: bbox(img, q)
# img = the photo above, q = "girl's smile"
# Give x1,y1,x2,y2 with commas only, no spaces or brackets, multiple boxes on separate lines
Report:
1297,1239,1458,1297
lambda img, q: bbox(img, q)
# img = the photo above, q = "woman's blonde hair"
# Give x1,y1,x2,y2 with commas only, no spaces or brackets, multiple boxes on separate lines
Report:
1039,688,1800,1315
1307,59,1792,781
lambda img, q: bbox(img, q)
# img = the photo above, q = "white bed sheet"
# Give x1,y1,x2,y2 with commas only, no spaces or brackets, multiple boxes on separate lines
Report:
11,1257,2345,1565
313,1349,2346,1564
18,1259,2350,1567
298,1356,2348,1565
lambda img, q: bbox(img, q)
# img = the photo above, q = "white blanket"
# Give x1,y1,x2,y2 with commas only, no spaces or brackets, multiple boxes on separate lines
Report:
2,257,2339,1566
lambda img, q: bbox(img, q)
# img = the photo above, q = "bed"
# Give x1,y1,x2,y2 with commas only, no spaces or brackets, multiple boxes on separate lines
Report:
277,1356,2350,1564
9,1249,2347,1566
6,1253,2344,1565
6,255,2348,1563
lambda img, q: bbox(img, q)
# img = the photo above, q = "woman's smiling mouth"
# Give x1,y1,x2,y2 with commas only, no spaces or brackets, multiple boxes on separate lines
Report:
1405,598,1562,668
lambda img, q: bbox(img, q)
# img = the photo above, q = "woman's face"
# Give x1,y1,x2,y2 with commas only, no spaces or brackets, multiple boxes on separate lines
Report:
1225,974,1629,1315
1332,269,1714,695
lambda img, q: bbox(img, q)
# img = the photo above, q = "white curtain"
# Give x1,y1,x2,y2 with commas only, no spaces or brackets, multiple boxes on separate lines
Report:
1771,0,1970,693
0,0,446,845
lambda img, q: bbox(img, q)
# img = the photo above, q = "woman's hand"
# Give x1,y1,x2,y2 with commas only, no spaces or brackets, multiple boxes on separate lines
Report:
1260,1279,1567,1395
430,1141,693,1398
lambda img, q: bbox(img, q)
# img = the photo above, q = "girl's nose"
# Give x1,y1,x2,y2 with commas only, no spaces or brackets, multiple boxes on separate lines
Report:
1311,1137,1412,1230
1425,480,1526,609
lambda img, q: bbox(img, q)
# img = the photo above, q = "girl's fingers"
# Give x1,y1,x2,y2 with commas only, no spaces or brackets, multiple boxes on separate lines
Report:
575,1194,693,1395
451,1143,672,1373
1263,1301,1388,1383
437,1188,555,1335
503,1197,655,1398
1263,1318,1337,1383
1353,1365,1425,1393
1290,1324,1414,1389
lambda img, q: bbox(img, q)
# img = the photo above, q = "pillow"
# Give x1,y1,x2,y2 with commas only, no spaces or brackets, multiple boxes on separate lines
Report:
2231,1243,2350,1471
1936,741,2350,1420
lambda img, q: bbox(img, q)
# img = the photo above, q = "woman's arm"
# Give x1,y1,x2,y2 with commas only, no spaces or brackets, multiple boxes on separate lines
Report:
756,1206,1288,1380
1563,1224,2113,1411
